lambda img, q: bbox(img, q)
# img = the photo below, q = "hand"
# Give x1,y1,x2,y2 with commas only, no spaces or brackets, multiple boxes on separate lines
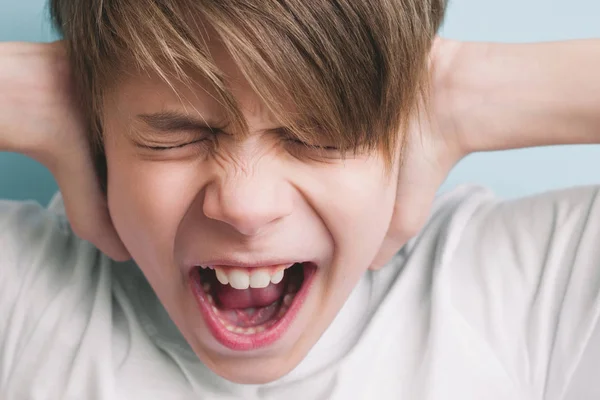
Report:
0,41,130,261
370,38,467,269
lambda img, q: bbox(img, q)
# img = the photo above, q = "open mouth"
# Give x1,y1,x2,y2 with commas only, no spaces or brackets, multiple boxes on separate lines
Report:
189,262,317,350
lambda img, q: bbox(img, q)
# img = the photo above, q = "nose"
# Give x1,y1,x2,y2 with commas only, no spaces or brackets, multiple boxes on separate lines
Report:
202,171,293,236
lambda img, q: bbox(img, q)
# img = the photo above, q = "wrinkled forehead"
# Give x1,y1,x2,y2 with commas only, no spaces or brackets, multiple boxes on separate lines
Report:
106,69,285,139
93,0,419,164
107,20,294,133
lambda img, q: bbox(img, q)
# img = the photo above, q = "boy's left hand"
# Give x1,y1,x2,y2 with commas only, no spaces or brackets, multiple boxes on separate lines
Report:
370,38,468,270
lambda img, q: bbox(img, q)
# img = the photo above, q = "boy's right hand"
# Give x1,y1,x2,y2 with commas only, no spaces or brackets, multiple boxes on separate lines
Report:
0,41,130,261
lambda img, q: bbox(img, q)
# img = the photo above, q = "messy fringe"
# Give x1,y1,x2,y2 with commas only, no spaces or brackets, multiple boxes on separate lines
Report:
50,0,445,183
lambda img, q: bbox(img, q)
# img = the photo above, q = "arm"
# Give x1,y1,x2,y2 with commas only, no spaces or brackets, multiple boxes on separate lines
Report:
0,42,54,153
433,40,600,397
439,39,600,153
0,41,128,260
372,39,600,269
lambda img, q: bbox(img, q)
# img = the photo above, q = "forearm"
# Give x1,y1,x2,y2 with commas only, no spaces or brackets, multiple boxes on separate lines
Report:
442,40,600,153
0,42,34,152
0,41,70,165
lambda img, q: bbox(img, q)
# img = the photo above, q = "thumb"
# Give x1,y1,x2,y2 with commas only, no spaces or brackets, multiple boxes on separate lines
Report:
51,147,130,261
369,135,454,270
368,180,438,270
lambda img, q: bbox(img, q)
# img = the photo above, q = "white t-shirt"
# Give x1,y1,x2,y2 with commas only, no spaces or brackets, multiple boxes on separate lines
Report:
1,185,600,399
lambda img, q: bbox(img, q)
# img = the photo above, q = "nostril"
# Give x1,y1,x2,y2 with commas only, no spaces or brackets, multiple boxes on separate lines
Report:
202,186,258,233
202,182,291,236
201,184,224,221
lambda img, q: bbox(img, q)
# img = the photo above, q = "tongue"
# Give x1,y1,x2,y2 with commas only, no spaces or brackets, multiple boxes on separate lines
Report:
215,280,286,309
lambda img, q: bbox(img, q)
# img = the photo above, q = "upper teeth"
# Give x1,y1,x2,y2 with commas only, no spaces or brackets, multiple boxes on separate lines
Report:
208,264,290,290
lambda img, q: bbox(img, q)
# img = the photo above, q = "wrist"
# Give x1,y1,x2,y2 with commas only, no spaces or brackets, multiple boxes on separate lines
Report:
0,42,29,151
430,38,484,158
0,42,69,159
435,40,600,154
435,40,527,155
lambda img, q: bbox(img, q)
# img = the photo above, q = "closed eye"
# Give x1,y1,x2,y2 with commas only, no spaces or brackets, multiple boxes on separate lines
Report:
141,138,208,151
284,138,340,151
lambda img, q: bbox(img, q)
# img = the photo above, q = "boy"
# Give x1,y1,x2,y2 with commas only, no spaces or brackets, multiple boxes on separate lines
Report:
1,0,600,398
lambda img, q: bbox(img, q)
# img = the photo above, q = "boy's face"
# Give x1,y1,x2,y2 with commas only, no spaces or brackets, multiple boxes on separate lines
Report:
102,36,400,383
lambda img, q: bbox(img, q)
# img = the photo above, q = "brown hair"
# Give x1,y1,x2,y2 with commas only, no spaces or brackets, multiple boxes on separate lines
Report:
50,0,446,189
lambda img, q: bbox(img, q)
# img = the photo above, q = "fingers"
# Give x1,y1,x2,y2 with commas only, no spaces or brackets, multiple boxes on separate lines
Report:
369,131,456,270
4,42,129,261
369,178,438,270
51,144,130,261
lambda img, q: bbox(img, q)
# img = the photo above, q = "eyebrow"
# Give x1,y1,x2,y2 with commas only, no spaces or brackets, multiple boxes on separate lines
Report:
135,110,298,143
136,111,226,132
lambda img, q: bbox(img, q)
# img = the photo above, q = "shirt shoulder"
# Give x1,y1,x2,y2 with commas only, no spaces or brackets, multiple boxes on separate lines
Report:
438,185,600,399
0,197,78,288
350,185,600,399
0,197,118,398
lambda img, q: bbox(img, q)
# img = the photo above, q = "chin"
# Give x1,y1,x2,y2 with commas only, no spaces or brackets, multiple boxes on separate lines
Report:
201,352,300,384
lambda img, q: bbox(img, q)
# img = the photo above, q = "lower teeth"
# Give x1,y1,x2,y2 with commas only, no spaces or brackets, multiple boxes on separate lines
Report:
202,282,297,335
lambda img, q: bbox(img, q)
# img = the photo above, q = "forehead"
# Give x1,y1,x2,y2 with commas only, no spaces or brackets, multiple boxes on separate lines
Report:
106,37,281,129
99,9,394,161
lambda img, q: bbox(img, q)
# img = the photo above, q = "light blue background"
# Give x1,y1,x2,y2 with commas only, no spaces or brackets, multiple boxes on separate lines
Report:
0,0,599,205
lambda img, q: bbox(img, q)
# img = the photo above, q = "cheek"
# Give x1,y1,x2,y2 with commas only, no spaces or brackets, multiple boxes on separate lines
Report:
105,147,202,271
316,160,398,269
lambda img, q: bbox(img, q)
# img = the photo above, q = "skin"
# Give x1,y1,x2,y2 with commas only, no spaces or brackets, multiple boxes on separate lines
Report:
101,37,401,383
7,36,599,385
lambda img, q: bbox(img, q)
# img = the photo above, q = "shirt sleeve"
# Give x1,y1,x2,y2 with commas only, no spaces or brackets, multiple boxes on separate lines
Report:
0,199,74,321
1,199,66,317
0,198,114,396
445,185,600,400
